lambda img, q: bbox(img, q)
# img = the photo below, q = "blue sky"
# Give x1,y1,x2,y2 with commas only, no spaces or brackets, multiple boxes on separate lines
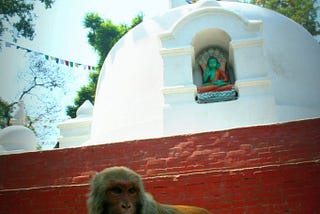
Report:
0,0,169,148
0,0,169,102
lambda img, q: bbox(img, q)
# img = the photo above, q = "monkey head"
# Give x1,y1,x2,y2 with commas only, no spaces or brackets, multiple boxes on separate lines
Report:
88,167,145,214
88,166,212,214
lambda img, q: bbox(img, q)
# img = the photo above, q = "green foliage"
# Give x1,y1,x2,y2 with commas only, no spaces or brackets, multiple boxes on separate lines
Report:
0,97,11,129
250,0,319,36
66,13,143,118
66,78,96,118
84,13,133,67
0,0,54,41
130,13,144,29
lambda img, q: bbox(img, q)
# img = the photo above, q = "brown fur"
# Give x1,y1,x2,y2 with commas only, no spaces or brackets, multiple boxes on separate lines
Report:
88,166,211,214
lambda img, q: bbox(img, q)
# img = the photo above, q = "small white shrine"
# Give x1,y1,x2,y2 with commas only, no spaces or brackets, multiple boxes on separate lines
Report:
85,0,320,145
0,101,37,154
58,100,93,148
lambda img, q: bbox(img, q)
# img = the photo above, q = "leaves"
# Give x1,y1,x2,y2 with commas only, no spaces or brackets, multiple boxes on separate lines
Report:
251,0,319,36
0,0,55,41
66,13,144,118
0,97,12,128
84,13,130,67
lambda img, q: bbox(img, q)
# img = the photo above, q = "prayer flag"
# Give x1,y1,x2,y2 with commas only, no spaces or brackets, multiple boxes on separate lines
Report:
2,39,96,71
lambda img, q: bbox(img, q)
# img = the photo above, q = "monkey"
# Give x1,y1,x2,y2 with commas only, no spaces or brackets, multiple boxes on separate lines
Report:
88,166,212,214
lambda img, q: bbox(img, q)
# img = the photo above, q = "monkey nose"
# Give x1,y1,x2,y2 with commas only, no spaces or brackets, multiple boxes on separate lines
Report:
121,202,131,209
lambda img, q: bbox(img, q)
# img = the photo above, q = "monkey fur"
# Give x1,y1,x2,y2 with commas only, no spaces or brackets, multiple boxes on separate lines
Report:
88,166,211,214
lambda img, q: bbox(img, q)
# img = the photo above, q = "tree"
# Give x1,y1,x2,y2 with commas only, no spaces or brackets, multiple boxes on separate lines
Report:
0,0,54,41
0,98,11,129
83,12,143,67
66,71,98,118
249,0,319,36
66,13,143,118
0,53,68,147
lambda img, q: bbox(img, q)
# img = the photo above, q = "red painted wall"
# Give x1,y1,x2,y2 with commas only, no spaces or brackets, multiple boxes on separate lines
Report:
0,119,319,213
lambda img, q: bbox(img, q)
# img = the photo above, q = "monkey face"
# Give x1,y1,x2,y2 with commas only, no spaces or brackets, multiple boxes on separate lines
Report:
105,181,140,214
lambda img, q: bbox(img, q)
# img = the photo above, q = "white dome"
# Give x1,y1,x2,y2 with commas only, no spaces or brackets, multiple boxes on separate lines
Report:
0,125,37,152
89,0,320,145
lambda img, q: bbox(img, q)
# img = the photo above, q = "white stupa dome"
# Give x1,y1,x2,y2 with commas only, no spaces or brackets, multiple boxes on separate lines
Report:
0,126,37,153
88,0,320,145
0,100,37,154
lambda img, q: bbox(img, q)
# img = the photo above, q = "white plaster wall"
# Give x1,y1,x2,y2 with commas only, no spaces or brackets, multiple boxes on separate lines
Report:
89,19,165,144
161,47,195,86
164,94,276,136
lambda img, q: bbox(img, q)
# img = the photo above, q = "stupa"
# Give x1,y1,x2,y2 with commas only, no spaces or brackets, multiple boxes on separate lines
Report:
58,100,93,148
0,101,37,154
86,0,320,145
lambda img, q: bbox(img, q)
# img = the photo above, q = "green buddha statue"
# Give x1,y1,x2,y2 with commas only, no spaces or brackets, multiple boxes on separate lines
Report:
198,57,232,93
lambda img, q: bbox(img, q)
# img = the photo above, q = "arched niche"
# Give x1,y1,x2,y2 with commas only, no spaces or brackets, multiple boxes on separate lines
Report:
192,29,233,87
192,29,237,103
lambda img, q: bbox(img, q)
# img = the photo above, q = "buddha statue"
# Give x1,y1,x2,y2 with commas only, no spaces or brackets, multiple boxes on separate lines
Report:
197,56,232,93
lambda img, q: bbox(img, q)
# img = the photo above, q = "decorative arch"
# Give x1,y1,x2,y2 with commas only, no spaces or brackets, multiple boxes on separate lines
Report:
159,7,262,48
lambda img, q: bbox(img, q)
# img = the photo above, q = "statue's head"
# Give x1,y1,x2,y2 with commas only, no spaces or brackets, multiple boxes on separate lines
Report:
207,57,220,69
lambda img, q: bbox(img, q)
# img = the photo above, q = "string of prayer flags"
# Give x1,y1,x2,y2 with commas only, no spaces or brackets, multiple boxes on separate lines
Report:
186,0,198,3
1,39,97,71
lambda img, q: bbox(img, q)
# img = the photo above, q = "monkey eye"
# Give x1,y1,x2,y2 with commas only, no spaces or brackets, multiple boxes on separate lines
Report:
128,187,137,195
109,186,122,195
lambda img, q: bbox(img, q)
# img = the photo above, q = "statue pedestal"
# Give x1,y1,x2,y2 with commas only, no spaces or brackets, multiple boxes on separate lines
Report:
58,118,92,148
58,100,93,148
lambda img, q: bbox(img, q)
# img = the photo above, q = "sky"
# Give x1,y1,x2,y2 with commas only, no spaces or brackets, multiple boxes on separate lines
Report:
0,0,169,148
0,0,169,101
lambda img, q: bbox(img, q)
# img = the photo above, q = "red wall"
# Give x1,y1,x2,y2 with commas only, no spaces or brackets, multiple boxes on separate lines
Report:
0,119,320,213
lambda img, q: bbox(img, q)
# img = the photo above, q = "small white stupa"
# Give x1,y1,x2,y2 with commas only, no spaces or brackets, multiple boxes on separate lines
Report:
0,101,37,154
86,0,320,145
58,100,93,148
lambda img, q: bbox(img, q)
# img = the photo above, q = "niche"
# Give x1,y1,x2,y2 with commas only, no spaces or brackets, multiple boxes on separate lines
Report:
192,29,237,103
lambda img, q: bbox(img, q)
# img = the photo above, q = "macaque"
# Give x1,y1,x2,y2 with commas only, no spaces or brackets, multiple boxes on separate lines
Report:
88,166,212,214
